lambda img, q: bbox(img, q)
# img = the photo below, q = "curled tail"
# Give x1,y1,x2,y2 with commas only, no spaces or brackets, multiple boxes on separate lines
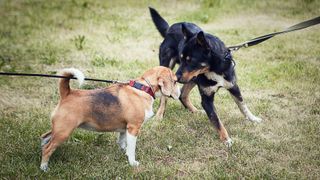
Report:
58,68,84,98
149,7,169,38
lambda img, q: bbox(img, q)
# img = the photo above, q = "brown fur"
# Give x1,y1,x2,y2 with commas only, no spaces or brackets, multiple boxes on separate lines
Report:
155,67,208,119
40,66,180,170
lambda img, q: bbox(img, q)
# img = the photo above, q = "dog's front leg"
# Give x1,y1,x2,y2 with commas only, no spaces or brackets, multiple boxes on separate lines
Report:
228,84,262,123
199,90,232,147
125,128,139,166
155,95,167,119
180,81,198,112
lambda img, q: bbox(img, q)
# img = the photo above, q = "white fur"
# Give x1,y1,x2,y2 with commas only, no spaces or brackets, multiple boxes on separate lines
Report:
40,162,48,172
60,68,85,87
231,96,262,123
144,99,154,122
172,85,181,100
126,131,139,166
201,72,234,96
155,90,162,98
169,58,175,68
225,138,233,148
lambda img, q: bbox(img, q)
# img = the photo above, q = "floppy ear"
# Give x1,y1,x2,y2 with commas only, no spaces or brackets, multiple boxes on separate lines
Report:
196,31,210,49
158,78,171,96
181,23,193,40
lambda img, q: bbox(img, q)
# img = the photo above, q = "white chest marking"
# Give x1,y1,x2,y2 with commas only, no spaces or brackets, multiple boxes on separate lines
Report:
144,99,154,122
201,72,234,96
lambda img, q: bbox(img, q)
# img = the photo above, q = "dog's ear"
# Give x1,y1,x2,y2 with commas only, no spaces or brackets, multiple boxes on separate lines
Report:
181,23,193,40
158,77,171,96
196,31,210,50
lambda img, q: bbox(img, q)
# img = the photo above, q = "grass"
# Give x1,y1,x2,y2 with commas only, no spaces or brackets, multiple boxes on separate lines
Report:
0,0,319,178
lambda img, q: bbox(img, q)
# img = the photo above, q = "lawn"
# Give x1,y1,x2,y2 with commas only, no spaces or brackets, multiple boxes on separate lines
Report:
0,0,319,178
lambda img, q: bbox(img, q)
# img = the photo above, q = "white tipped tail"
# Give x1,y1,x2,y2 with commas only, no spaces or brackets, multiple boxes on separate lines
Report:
60,68,85,87
58,68,85,98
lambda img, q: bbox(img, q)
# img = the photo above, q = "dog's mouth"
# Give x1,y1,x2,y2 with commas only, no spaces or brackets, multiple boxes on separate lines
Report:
191,76,197,82
178,67,209,84
178,75,198,84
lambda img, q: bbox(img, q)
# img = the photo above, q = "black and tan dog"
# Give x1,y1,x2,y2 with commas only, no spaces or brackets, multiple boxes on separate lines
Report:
40,66,180,171
149,7,262,147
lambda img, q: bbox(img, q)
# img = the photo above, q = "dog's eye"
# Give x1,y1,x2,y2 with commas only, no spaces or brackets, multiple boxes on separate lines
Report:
186,56,191,61
200,62,207,67
180,54,183,58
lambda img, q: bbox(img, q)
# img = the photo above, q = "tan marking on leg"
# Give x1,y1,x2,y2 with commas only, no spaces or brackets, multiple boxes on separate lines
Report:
180,82,198,112
217,124,229,141
155,95,167,119
217,123,232,147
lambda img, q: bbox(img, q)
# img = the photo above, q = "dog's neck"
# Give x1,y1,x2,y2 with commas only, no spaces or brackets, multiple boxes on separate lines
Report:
129,78,158,99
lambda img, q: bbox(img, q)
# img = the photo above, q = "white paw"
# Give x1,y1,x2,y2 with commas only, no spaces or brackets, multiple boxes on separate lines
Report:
129,160,140,167
225,138,233,148
248,116,262,123
40,163,48,172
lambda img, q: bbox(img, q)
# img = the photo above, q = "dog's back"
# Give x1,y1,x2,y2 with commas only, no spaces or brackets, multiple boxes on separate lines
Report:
149,7,202,67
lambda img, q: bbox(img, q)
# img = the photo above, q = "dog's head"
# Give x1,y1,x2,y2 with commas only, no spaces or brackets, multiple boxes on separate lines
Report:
142,66,180,99
176,24,228,83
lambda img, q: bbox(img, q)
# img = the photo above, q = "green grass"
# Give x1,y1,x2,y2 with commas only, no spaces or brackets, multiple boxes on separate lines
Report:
0,0,319,178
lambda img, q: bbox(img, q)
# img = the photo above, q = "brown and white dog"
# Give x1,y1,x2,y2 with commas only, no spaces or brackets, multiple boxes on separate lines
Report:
40,66,180,171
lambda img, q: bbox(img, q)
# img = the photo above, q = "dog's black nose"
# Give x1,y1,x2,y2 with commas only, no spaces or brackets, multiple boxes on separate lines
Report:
176,74,182,82
176,71,182,82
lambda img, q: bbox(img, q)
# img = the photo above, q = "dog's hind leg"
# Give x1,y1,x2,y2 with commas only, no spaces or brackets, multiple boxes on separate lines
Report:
228,84,262,122
40,118,77,172
180,81,198,113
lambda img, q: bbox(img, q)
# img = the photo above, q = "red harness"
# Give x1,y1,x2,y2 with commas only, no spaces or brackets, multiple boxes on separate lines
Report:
129,80,155,99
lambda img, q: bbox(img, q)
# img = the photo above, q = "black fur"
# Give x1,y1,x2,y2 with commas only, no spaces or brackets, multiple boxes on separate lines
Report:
149,7,250,135
90,89,121,126
149,7,202,67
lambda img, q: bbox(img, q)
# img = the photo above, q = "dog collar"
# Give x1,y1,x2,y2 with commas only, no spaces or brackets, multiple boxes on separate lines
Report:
129,80,155,99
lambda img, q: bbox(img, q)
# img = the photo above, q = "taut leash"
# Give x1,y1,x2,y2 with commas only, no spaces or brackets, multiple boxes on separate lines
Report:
0,72,128,84
228,16,320,51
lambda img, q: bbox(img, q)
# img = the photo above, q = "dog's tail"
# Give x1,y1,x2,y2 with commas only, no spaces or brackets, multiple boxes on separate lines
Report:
149,7,169,38
58,68,84,98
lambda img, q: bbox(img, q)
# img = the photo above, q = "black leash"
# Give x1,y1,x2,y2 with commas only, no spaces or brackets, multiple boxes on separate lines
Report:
0,72,127,84
1,17,319,81
228,16,320,51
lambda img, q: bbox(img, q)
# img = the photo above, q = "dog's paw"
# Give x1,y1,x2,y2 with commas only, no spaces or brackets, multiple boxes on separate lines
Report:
40,163,48,172
129,160,140,167
247,115,262,123
224,138,233,148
